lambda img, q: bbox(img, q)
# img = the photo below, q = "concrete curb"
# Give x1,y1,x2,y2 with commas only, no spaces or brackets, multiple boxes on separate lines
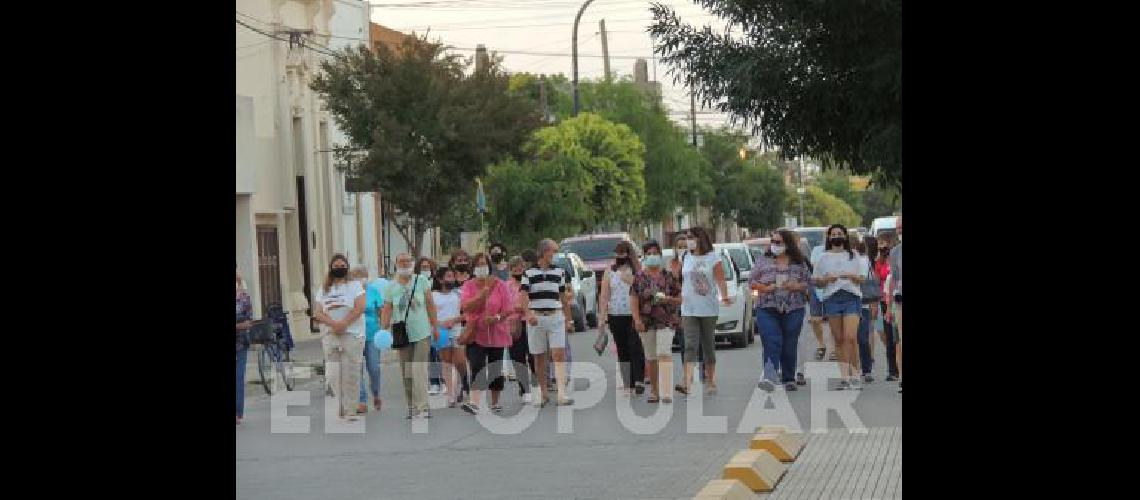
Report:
695,426,805,498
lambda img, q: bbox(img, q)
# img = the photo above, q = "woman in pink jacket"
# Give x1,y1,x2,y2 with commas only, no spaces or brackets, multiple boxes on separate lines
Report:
458,252,518,415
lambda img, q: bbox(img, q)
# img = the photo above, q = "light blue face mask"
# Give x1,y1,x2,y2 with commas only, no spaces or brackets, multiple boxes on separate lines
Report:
642,254,663,267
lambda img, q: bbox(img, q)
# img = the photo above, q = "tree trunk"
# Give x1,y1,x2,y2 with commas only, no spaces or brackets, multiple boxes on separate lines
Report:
394,218,425,260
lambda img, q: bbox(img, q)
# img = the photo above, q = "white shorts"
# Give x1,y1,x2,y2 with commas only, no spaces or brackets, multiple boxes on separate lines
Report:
527,311,567,355
639,327,675,358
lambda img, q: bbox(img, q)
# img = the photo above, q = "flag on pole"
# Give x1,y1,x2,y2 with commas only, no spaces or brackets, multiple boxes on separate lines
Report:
476,178,486,214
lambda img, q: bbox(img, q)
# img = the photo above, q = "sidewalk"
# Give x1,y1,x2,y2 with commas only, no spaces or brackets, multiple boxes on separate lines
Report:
242,334,402,398
759,427,902,499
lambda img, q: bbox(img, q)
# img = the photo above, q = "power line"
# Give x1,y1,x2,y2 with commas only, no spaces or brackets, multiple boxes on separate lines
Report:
448,45,653,60
235,18,341,59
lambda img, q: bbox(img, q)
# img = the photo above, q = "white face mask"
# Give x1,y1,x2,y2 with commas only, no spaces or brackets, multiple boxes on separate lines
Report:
686,240,697,251
473,267,489,278
770,244,785,256
396,267,413,277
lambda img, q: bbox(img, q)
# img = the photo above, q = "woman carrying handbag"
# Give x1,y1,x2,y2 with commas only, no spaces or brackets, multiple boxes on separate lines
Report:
381,253,440,420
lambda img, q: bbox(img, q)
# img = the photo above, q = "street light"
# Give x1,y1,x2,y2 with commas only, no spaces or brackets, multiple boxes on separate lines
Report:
571,0,597,116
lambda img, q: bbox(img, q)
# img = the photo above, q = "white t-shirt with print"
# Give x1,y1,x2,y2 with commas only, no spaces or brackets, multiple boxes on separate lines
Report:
681,252,722,317
317,281,366,339
813,250,863,301
432,289,461,323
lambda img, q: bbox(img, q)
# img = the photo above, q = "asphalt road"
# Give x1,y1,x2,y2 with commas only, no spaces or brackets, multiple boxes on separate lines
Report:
237,316,902,500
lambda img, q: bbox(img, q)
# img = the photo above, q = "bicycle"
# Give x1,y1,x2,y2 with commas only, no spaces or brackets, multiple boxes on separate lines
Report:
252,305,296,395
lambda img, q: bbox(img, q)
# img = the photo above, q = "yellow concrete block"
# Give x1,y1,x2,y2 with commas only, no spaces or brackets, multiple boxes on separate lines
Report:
722,449,787,492
693,479,758,500
754,424,803,435
749,432,804,462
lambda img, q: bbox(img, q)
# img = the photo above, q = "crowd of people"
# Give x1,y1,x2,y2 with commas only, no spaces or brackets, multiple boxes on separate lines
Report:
234,216,902,423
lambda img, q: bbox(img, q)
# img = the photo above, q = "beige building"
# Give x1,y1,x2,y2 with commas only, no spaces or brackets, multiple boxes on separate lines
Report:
237,0,372,334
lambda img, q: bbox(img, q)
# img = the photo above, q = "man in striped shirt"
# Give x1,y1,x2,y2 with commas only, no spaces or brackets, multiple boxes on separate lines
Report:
520,238,575,407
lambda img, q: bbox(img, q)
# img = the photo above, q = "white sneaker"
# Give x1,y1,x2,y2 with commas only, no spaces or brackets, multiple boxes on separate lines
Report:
849,377,863,390
428,385,441,395
522,392,533,404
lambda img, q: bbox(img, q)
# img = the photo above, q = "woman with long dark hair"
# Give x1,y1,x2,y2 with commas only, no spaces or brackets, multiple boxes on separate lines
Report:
312,254,367,422
678,227,733,396
874,233,899,382
432,267,463,408
812,225,865,390
599,240,646,396
750,230,813,392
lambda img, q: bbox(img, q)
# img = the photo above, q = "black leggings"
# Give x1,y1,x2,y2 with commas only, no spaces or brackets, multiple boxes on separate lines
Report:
508,320,536,393
610,315,646,388
466,343,506,392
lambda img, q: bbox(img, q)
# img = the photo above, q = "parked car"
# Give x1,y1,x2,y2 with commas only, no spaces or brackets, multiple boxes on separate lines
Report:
743,237,770,259
560,232,639,295
663,247,753,349
871,216,899,238
552,252,598,331
793,226,828,251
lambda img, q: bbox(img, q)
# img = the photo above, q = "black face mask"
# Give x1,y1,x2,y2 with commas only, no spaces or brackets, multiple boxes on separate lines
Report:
491,253,504,264
454,264,469,273
446,280,459,288
829,237,847,248
616,257,630,266
331,268,348,279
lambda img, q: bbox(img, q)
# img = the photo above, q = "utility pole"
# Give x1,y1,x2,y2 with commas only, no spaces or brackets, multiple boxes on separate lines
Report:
690,90,698,147
538,77,548,122
599,18,611,81
798,156,806,227
571,0,596,116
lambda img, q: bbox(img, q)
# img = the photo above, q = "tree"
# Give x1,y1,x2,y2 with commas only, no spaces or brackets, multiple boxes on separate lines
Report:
530,112,646,226
542,77,713,222
310,36,540,258
697,127,785,235
650,0,902,188
814,168,865,219
788,185,861,228
485,113,646,248
860,186,902,226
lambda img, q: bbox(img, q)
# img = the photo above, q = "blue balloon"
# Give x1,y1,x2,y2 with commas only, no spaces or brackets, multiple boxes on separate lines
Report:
374,329,393,351
435,327,451,350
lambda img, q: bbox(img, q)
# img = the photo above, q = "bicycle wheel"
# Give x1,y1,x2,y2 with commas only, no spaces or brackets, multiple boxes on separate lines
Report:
273,341,294,391
257,345,273,395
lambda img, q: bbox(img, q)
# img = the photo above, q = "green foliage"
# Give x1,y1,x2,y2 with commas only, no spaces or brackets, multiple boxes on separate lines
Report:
549,78,713,220
788,185,861,228
485,113,646,249
699,128,785,231
309,36,540,255
650,0,902,188
860,186,902,226
530,113,646,225
814,168,865,218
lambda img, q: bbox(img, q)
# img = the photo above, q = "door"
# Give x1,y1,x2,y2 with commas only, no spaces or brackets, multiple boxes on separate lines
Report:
256,225,283,315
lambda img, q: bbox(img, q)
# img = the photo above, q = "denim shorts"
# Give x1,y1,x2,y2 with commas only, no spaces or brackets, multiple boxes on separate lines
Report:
823,290,861,317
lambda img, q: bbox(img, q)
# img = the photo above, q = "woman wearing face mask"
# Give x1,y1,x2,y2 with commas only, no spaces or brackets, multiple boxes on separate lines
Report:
812,225,865,390
416,257,445,396
458,253,515,415
447,249,472,401
599,240,646,396
351,267,383,414
750,230,813,392
236,267,253,425
874,233,899,382
505,256,537,404
381,253,441,419
489,243,510,280
857,235,880,384
311,254,368,423
679,227,733,396
630,240,681,403
432,267,464,408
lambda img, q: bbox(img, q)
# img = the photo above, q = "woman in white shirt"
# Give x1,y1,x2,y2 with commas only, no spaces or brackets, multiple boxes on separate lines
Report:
432,267,464,408
678,227,733,396
312,254,367,422
812,225,865,390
